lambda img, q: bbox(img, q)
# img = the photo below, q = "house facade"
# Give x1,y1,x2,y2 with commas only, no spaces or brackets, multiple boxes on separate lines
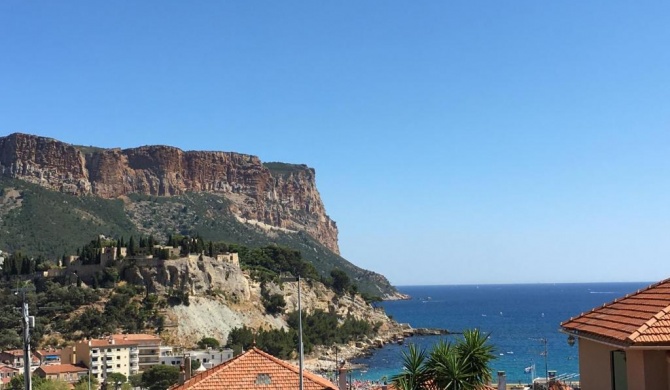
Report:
561,278,670,390
0,364,19,389
35,349,61,366
0,350,39,371
34,364,88,384
159,347,234,370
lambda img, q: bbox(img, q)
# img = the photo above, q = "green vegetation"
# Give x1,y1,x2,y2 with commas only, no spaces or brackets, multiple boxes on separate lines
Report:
0,178,139,258
227,309,377,359
391,329,496,390
233,244,320,282
9,375,69,390
140,365,179,390
105,372,127,386
263,162,310,176
0,278,165,351
0,177,396,297
198,336,222,350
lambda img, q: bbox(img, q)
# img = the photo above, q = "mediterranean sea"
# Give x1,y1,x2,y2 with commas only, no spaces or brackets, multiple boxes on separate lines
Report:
350,282,651,384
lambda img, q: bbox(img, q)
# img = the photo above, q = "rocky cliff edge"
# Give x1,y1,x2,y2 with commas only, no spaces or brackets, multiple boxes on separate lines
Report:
0,133,339,253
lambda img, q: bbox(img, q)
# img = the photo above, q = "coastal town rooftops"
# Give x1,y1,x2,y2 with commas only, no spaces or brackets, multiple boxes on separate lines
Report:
36,364,88,375
169,347,338,390
561,277,670,346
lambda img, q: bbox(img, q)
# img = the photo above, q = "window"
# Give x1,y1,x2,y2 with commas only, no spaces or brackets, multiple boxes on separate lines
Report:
116,364,120,368
255,374,271,385
117,356,120,360
107,349,112,353
116,349,121,352
611,350,628,390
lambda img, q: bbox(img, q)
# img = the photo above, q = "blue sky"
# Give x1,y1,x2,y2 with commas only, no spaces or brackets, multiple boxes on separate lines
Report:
1,1,669,285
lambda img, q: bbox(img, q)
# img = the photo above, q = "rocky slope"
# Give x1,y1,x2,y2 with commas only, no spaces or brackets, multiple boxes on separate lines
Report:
121,255,403,355
0,133,339,253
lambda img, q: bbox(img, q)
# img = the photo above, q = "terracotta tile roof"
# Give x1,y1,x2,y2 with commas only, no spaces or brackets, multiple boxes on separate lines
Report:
561,278,670,346
0,365,20,374
169,347,338,390
1,350,23,357
112,334,161,342
89,339,137,347
37,364,88,375
36,349,62,358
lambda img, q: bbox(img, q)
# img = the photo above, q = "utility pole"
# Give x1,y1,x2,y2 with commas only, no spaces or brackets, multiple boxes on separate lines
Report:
14,287,35,390
541,338,548,384
280,274,303,390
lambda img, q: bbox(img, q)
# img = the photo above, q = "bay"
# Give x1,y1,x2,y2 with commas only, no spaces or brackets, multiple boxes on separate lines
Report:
350,282,651,384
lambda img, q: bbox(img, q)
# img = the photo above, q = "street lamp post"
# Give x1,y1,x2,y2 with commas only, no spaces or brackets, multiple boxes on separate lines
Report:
281,275,303,390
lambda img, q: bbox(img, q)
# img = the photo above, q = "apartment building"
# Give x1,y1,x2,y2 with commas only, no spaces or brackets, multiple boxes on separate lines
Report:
63,338,139,381
112,334,161,373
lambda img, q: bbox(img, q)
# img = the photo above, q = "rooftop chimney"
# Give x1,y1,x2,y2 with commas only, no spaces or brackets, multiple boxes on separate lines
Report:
185,355,192,381
338,361,347,390
178,364,186,385
497,371,506,390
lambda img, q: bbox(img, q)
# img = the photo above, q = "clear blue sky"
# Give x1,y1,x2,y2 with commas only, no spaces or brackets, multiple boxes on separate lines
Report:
1,1,669,285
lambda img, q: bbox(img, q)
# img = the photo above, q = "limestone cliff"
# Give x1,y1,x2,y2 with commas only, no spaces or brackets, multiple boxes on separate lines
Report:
120,256,401,351
0,133,339,253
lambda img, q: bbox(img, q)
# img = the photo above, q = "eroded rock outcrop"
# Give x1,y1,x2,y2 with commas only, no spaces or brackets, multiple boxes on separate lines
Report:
0,133,339,253
121,255,400,350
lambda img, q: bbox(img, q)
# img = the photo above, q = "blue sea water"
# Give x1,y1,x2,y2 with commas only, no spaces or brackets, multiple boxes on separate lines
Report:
350,282,651,384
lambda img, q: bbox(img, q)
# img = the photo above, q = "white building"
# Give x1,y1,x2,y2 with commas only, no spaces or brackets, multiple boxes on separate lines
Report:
159,347,233,370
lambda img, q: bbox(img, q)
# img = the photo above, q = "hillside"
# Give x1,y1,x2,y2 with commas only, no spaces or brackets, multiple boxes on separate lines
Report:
0,249,404,364
0,135,398,298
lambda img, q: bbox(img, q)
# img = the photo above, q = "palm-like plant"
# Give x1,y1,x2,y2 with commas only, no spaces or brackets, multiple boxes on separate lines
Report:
425,340,475,390
456,329,495,386
394,330,496,390
391,344,429,390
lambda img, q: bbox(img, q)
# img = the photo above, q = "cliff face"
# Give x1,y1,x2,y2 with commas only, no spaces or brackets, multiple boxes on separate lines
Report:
0,133,339,253
121,256,400,349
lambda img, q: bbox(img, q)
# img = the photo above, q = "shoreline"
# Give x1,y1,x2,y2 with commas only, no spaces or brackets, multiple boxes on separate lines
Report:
297,324,453,374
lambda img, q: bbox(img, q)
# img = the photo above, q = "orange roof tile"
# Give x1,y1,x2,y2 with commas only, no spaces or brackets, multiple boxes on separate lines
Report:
37,364,88,375
0,365,20,374
561,278,670,346
169,347,338,390
1,350,24,357
89,339,137,347
112,334,161,342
